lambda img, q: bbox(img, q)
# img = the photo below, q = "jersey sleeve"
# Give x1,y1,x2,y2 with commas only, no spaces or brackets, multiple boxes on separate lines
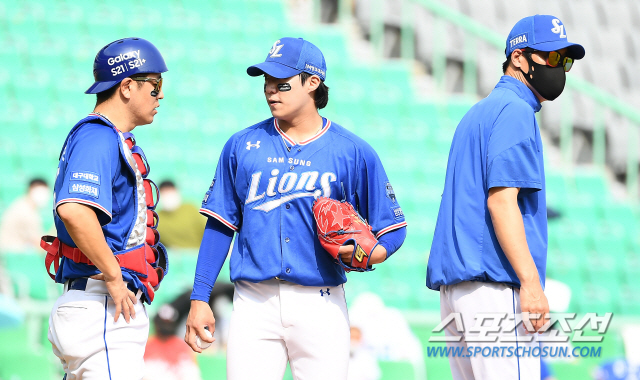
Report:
55,124,119,226
200,137,242,231
486,101,542,191
355,144,407,238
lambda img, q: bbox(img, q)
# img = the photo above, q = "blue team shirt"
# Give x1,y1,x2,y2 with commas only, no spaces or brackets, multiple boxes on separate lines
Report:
427,76,547,290
201,117,407,286
52,115,145,290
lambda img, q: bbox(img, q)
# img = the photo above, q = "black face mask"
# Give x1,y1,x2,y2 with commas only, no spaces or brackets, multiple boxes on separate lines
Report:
520,53,566,101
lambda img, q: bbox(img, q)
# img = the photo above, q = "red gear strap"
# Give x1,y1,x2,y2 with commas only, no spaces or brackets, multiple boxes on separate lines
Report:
41,235,161,288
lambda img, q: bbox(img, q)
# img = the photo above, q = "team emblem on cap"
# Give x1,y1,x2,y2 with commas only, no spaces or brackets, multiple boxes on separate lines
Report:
269,40,284,58
551,19,566,38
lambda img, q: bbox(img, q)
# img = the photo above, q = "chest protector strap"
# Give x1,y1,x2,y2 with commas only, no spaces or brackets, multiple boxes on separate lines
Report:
41,236,164,290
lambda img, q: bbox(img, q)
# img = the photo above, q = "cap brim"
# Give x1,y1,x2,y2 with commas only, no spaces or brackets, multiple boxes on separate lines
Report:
247,61,302,79
85,80,121,94
529,41,585,60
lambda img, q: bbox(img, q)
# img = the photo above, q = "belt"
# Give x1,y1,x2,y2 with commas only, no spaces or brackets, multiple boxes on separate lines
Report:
68,277,88,291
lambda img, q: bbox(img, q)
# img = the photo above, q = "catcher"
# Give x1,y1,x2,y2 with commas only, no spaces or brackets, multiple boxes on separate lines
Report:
185,37,407,379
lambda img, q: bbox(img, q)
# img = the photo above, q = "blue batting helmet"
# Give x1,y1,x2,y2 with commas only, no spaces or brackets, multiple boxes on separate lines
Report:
85,37,168,94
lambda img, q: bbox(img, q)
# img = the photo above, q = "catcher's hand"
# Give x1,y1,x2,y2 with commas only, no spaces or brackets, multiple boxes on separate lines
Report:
312,197,378,272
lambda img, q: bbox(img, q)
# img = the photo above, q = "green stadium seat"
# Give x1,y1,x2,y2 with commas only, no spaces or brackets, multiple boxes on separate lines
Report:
619,285,640,315
2,252,61,300
575,284,617,314
545,171,569,207
591,224,629,256
446,99,473,125
572,170,610,200
563,195,602,225
584,253,621,288
198,354,227,380
0,350,58,379
380,360,415,380
622,255,640,287
7,14,45,45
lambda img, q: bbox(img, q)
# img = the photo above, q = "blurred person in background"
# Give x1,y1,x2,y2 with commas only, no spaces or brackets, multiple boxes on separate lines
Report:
349,292,425,377
348,325,381,380
157,180,206,249
592,359,639,380
145,283,234,380
541,358,556,380
0,178,50,253
144,302,203,380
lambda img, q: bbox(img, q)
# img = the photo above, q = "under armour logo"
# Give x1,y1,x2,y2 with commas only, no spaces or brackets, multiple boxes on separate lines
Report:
551,19,566,38
320,288,331,296
269,40,284,58
246,141,261,150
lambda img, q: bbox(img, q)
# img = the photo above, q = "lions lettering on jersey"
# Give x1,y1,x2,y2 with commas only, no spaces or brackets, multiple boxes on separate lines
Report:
200,117,407,287
246,168,335,212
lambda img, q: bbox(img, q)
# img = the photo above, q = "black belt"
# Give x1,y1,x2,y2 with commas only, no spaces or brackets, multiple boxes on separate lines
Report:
68,277,88,291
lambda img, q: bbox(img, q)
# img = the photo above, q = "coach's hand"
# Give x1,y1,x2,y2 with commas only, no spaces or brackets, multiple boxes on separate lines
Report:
185,300,216,353
519,280,550,333
94,273,138,323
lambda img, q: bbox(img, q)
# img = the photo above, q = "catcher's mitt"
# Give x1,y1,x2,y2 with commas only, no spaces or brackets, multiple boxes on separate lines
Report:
312,197,378,272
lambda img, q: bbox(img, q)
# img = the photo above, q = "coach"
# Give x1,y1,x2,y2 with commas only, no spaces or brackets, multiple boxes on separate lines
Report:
426,15,585,380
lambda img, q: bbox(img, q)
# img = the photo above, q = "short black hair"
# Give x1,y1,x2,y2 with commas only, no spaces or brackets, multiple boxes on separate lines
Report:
95,77,144,105
159,180,176,190
502,58,509,74
299,72,329,109
29,178,48,188
96,85,119,105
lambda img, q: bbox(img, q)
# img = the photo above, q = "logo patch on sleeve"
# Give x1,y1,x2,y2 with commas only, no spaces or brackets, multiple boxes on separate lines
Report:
70,183,99,198
385,182,397,203
391,206,404,220
70,171,100,185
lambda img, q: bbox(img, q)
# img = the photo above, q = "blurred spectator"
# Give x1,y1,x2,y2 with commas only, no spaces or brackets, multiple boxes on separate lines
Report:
144,282,235,380
144,302,203,380
592,359,640,380
157,180,206,249
349,293,425,378
540,358,556,380
0,178,50,253
348,325,381,380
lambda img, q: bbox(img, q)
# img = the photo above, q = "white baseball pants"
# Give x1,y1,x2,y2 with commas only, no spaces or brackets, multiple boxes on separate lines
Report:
226,279,350,380
48,278,149,380
440,281,541,380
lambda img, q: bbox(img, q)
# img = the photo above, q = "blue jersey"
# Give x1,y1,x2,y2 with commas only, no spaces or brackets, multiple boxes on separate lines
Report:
52,114,150,293
201,117,406,286
427,76,547,290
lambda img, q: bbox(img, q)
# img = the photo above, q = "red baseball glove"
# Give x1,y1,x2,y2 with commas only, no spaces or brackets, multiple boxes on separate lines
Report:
312,197,378,272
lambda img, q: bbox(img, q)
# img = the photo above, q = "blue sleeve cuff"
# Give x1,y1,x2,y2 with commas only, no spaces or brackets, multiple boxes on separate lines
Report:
190,217,235,302
378,226,407,259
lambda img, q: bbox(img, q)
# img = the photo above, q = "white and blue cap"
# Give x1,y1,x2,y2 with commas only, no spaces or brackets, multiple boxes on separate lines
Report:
505,15,585,59
247,37,327,81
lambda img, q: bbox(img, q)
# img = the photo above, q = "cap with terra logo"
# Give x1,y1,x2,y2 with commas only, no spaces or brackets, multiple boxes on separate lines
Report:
247,37,327,81
505,15,585,59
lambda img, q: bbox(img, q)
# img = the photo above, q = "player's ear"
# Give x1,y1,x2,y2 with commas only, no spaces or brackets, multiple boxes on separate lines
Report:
120,78,133,100
307,75,321,93
511,49,524,69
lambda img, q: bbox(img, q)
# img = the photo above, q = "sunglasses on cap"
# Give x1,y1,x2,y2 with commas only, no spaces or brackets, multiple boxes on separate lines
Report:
523,48,573,72
131,76,163,95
